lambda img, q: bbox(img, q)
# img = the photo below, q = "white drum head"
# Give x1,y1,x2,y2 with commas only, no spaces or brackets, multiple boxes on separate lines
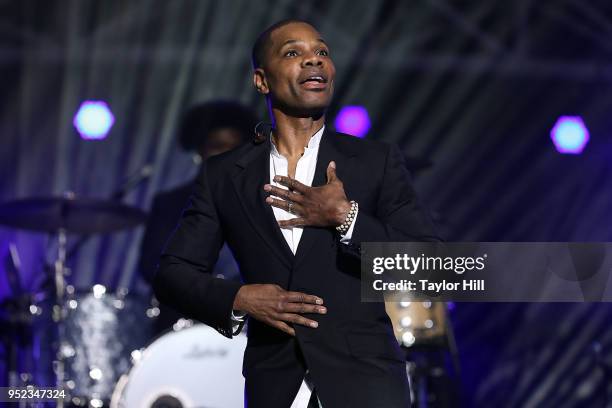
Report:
113,324,246,408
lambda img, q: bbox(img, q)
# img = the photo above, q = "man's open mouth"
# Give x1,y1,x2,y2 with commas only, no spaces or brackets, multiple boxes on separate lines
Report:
299,73,329,91
299,75,328,84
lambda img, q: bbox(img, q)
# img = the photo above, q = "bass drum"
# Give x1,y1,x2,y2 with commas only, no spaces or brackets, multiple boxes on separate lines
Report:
111,321,247,408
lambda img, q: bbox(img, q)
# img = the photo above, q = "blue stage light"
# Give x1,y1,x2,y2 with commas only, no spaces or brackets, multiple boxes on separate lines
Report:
73,101,115,140
550,116,589,154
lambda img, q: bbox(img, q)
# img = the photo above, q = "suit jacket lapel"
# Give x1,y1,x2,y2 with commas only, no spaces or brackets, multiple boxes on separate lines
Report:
232,141,294,268
294,129,356,268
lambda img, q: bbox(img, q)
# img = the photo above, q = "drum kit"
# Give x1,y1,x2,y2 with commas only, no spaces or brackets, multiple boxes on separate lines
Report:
0,195,246,408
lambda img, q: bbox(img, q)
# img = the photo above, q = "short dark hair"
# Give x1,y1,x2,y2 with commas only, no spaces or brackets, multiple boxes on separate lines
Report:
178,101,257,151
251,19,313,69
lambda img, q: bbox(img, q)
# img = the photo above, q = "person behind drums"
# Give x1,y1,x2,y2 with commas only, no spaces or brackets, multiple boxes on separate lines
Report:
139,101,257,336
154,20,439,408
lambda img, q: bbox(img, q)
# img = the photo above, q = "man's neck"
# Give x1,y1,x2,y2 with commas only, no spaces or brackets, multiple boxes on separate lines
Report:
270,109,326,158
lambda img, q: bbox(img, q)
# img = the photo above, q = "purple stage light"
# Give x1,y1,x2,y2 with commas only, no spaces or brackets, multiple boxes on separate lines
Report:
73,101,115,140
334,106,371,138
550,116,589,154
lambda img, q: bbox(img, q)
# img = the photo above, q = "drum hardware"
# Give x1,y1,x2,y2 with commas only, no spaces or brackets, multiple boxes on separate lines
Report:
385,297,448,349
1,244,38,391
172,317,195,332
386,296,462,407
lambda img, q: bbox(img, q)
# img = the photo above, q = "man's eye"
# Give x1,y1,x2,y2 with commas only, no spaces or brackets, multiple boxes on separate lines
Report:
284,50,298,57
318,49,329,56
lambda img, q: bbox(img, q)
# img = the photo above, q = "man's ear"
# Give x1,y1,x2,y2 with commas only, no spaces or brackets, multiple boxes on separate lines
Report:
253,68,270,95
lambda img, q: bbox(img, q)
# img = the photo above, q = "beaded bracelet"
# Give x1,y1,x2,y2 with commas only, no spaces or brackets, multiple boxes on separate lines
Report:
336,200,358,235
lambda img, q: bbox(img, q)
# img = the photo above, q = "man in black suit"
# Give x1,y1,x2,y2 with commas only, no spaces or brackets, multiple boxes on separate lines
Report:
154,20,439,408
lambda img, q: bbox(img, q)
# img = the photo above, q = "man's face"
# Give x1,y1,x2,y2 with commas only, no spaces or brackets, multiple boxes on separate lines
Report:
254,22,336,116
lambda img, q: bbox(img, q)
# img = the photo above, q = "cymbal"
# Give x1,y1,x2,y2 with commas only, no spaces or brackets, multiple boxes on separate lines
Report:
0,196,147,234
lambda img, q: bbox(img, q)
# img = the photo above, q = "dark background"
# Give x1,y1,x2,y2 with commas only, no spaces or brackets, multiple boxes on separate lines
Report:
1,1,612,406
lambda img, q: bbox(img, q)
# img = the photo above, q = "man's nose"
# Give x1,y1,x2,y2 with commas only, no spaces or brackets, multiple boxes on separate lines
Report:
302,53,323,67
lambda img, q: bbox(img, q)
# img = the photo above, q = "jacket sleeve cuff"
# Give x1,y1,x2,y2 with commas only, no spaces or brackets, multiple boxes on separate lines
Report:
205,278,244,338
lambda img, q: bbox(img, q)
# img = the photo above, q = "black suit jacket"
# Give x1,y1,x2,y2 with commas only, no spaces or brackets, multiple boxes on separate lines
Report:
154,129,439,408
138,181,241,335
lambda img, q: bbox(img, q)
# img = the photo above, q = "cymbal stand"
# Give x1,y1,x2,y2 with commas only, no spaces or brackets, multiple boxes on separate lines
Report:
51,228,67,408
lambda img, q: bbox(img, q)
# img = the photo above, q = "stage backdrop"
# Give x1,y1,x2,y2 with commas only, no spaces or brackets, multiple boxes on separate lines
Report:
1,1,612,406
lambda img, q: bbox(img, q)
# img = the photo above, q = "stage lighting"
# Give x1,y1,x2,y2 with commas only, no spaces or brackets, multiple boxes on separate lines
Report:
334,106,371,138
550,116,589,154
73,101,115,140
